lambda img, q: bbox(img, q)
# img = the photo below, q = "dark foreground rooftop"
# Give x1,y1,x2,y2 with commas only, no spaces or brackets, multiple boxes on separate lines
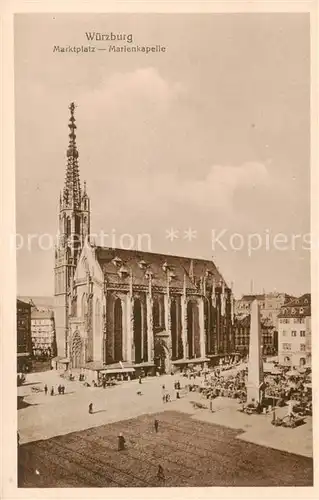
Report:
18,411,313,487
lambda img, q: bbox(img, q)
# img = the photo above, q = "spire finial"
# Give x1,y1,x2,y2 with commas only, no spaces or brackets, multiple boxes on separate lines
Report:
63,102,81,208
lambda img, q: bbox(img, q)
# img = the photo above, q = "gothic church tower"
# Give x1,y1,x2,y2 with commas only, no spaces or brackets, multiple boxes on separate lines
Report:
54,103,90,357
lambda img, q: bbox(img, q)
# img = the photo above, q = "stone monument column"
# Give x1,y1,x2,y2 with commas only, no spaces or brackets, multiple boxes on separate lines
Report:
246,299,264,404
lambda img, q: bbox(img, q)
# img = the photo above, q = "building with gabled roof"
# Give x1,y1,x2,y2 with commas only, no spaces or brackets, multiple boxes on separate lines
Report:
278,293,311,367
54,104,235,376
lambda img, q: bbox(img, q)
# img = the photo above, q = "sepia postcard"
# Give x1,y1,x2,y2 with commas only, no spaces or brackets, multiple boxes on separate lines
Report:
1,1,319,499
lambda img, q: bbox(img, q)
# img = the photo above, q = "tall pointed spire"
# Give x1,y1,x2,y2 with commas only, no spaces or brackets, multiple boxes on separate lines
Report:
63,102,81,208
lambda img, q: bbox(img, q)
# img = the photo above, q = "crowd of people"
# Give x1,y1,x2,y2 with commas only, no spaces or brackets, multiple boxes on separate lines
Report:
263,367,312,416
20,357,313,422
181,361,312,420
184,366,247,402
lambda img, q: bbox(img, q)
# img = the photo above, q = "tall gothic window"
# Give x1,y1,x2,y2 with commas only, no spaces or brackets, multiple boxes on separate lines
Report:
114,298,123,362
134,299,143,363
171,299,178,360
153,295,165,332
187,300,201,359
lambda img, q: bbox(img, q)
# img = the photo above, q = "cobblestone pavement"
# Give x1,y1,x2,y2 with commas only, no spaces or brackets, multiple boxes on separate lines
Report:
18,410,313,487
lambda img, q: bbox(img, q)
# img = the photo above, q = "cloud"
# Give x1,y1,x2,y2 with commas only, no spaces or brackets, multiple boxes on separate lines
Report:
101,161,269,214
175,162,269,210
79,67,185,123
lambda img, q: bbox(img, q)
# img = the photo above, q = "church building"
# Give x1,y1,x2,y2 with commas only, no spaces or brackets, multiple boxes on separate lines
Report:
54,104,235,376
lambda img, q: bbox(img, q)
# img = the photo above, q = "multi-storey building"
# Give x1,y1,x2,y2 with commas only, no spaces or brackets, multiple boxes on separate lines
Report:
31,309,56,357
262,293,294,327
278,294,311,367
235,294,266,320
53,103,235,376
235,293,293,324
233,314,275,356
17,299,32,372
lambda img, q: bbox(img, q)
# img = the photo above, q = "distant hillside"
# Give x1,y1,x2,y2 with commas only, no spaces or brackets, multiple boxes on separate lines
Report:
18,296,54,310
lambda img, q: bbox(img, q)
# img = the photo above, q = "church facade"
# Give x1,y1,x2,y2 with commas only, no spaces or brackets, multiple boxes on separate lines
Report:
54,104,235,374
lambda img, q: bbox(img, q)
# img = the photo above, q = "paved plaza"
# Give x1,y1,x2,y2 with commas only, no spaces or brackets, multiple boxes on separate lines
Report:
18,370,313,487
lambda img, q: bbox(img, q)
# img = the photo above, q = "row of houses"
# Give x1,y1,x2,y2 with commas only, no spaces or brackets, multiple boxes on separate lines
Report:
17,291,311,371
234,292,311,367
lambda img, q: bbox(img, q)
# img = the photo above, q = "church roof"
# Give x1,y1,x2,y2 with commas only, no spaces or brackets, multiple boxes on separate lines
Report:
95,247,226,290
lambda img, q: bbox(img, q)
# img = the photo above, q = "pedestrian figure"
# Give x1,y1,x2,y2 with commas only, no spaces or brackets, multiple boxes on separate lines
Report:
61,385,65,395
209,399,213,412
89,403,93,414
118,433,125,451
44,384,48,395
154,419,159,433
162,394,166,403
50,386,54,396
287,401,293,423
157,464,165,481
58,384,61,395
139,376,142,384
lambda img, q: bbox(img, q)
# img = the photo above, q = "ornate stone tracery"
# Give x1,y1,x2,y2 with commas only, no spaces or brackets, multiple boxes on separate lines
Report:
71,331,83,368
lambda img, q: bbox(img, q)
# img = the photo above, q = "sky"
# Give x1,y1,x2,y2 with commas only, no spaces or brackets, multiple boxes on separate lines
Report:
15,13,310,298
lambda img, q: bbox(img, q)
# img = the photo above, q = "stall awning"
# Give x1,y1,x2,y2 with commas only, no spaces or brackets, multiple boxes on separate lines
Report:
263,362,275,373
133,362,155,368
100,367,135,375
51,356,69,363
172,357,209,365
